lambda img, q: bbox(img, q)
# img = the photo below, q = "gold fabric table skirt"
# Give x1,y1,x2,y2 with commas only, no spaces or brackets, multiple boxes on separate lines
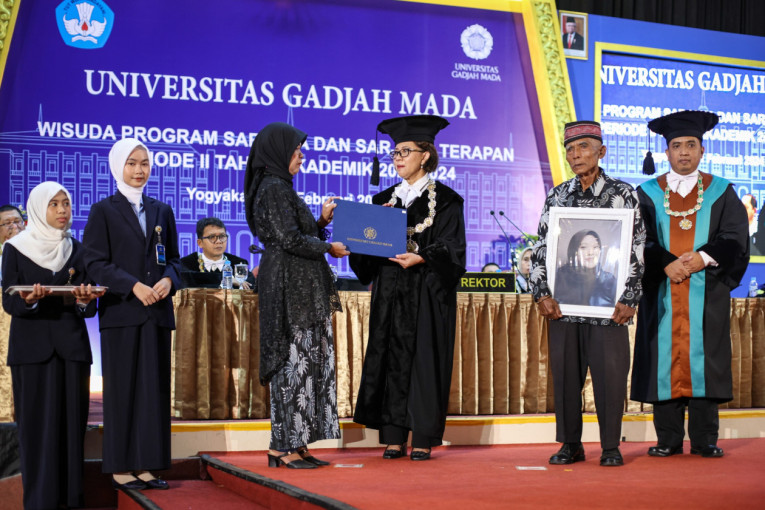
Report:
170,291,765,420
0,309,12,422
2,291,761,422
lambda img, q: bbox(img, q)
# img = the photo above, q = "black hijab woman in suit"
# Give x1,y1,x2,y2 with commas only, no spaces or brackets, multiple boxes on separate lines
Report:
83,138,181,490
244,122,349,469
349,115,467,461
2,182,101,509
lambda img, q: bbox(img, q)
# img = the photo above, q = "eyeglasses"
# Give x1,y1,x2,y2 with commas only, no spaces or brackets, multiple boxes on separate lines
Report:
201,234,228,243
0,219,24,229
388,148,425,159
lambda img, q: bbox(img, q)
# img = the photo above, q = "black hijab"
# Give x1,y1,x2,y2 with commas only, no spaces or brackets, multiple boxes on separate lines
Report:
244,122,307,236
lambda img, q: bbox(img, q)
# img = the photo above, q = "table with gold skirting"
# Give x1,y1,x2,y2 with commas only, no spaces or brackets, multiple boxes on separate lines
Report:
1,292,762,422
0,310,13,422
169,290,765,420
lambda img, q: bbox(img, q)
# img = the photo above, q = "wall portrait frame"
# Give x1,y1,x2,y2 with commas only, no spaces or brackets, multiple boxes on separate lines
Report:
560,10,587,60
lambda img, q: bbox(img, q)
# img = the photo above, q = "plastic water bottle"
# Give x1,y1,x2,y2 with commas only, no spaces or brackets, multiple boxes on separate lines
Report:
748,276,758,298
221,261,234,290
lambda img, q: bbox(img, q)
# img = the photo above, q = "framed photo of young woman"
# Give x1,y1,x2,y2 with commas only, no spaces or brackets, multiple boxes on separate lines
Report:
546,207,635,318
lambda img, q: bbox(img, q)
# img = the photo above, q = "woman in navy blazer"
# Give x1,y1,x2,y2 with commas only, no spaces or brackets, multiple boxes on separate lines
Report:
2,182,101,509
83,138,181,491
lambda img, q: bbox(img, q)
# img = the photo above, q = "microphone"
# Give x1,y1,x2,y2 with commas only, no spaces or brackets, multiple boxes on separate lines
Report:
490,209,513,251
498,210,534,243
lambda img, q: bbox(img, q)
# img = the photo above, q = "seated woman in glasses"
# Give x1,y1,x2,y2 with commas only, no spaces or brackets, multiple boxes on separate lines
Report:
349,115,466,461
180,217,256,289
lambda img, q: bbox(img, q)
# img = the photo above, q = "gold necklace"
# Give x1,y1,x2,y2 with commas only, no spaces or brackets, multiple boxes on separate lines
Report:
664,176,703,230
388,179,437,253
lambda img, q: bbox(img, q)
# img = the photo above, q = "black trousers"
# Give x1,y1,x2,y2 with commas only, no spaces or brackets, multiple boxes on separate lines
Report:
101,322,171,473
11,356,90,510
548,321,630,450
653,398,719,447
380,424,436,449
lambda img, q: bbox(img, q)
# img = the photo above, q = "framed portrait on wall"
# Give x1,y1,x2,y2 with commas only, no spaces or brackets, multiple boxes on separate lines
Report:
560,11,588,60
546,207,634,318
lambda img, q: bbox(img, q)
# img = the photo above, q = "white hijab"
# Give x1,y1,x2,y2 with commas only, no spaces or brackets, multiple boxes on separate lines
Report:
109,138,152,205
5,181,73,273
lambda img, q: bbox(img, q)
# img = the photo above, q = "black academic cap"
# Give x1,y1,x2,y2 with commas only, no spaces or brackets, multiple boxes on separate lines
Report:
647,110,719,145
376,115,449,145
371,115,449,185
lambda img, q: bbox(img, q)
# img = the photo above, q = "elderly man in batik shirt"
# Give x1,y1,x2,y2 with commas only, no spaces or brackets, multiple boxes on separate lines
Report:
530,121,646,467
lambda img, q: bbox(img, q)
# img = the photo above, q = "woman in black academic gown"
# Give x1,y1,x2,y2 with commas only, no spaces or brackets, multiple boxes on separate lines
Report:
2,182,101,509
83,138,181,490
350,115,466,460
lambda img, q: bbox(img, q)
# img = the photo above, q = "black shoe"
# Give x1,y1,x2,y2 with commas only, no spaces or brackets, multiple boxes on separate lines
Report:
267,452,317,469
410,448,431,461
111,477,147,491
143,478,170,490
690,445,724,457
382,444,407,459
600,448,624,467
549,443,585,465
647,444,683,457
296,447,330,466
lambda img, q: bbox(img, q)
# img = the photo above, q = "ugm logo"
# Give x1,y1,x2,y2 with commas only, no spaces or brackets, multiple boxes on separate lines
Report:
56,0,114,49
364,227,377,240
460,24,493,60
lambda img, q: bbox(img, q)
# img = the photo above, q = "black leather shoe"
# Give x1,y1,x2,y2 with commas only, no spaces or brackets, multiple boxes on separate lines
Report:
267,452,317,469
111,477,147,491
647,444,683,457
549,443,585,465
143,478,170,490
600,448,624,467
296,447,330,466
690,445,724,457
410,448,431,461
382,444,406,459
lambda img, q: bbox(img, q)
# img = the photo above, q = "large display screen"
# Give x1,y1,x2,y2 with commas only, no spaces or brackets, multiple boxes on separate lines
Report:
0,0,550,274
597,49,765,257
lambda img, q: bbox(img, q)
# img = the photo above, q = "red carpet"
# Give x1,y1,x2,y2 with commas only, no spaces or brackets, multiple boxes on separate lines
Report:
202,439,765,510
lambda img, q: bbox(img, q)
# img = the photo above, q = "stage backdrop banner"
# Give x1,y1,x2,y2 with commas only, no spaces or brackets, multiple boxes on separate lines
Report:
595,47,765,260
0,0,550,275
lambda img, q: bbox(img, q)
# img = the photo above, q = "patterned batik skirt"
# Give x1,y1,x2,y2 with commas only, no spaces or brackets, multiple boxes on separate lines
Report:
269,317,340,451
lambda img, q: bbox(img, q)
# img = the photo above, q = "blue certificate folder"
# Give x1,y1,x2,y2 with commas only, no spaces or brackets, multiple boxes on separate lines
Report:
333,200,407,257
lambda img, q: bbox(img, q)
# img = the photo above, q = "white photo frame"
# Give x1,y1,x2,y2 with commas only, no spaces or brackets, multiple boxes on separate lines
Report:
547,207,635,318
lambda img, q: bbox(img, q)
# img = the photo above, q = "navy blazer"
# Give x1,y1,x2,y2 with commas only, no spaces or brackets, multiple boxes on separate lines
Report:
83,192,181,330
1,241,95,365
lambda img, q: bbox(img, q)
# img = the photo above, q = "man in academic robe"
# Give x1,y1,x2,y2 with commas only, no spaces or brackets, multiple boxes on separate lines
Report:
531,121,645,467
0,205,25,280
180,217,256,289
632,110,749,458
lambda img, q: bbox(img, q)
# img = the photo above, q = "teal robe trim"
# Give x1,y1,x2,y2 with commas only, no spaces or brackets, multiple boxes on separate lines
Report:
640,176,729,400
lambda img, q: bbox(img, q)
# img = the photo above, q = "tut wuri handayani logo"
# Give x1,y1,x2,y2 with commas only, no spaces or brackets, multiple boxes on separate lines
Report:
56,1,114,49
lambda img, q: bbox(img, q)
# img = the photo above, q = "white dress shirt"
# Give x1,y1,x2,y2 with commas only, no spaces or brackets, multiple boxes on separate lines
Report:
395,174,430,208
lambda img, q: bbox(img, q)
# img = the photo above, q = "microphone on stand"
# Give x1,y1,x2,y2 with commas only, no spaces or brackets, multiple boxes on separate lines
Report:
490,210,513,272
498,210,534,244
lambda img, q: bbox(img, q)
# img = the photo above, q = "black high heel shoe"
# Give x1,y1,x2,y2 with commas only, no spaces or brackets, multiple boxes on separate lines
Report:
382,444,407,459
296,446,330,466
267,451,317,469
